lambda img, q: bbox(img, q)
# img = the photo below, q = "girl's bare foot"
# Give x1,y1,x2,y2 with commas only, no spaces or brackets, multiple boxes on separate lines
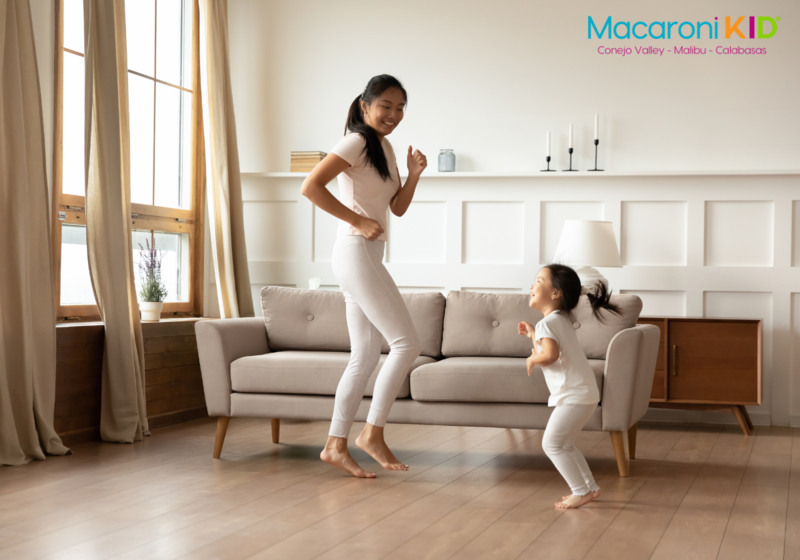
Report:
562,489,601,502
320,436,376,478
355,423,409,471
555,493,595,509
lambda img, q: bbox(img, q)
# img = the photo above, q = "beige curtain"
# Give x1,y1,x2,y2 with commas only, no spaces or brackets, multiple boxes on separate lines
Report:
198,0,253,318
84,0,148,443
0,0,70,465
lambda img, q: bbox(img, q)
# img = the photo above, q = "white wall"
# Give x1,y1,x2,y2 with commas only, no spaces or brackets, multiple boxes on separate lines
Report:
228,0,800,174
227,171,799,430
222,0,800,428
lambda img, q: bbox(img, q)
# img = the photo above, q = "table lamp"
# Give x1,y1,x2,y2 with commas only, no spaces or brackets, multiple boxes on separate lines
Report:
552,220,622,290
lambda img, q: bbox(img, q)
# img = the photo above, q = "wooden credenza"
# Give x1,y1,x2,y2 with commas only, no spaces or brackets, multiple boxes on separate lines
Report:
636,317,762,435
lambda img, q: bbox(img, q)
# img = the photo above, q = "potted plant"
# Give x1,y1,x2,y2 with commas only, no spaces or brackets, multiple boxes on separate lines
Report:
138,238,168,321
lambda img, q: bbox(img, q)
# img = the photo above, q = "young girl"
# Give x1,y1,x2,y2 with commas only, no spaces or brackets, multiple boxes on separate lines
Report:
518,264,620,509
301,75,427,478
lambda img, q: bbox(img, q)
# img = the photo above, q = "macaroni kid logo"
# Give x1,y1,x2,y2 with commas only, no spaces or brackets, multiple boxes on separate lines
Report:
588,15,781,56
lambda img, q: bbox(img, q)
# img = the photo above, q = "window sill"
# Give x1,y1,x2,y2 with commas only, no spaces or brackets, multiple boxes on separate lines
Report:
57,316,210,329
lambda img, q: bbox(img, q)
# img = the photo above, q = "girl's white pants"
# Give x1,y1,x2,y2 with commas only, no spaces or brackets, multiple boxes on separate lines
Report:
543,404,601,496
329,236,421,438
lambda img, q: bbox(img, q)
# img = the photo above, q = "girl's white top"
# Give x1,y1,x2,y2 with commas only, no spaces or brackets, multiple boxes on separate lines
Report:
534,310,601,407
330,132,400,242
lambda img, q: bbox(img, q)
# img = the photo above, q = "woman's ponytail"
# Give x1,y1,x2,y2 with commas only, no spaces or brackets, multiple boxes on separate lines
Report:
345,95,363,131
585,281,621,323
343,75,407,182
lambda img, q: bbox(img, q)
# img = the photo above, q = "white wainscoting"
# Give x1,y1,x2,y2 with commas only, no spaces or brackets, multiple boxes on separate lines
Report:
207,170,800,427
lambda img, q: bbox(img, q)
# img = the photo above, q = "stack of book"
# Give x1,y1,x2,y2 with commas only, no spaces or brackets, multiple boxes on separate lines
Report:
290,151,327,172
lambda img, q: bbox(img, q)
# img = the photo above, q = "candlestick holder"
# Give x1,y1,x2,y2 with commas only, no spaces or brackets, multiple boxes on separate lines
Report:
540,156,555,172
562,148,578,171
589,139,604,171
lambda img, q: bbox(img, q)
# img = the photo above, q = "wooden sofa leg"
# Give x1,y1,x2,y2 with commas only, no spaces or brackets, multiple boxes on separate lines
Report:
610,431,629,477
213,417,230,459
628,423,637,460
271,418,280,443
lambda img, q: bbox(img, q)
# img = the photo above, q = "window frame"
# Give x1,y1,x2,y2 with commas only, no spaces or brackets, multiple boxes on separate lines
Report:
52,0,205,321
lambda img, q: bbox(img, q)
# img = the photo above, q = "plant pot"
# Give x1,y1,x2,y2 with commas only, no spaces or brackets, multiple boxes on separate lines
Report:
140,301,164,322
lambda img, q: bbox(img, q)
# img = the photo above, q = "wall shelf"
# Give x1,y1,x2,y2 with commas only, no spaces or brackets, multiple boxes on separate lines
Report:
243,170,800,179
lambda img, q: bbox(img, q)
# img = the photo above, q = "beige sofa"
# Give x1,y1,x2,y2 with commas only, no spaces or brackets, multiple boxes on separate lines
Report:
195,288,660,476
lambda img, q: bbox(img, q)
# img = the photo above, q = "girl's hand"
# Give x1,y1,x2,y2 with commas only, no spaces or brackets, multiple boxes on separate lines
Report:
354,216,384,240
526,352,535,376
407,146,427,178
518,321,535,339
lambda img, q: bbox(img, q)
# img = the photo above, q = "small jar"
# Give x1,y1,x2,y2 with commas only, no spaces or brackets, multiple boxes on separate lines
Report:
438,149,455,172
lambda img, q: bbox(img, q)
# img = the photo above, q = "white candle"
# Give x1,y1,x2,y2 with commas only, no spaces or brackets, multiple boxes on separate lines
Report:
546,130,551,157
568,123,573,149
594,114,599,140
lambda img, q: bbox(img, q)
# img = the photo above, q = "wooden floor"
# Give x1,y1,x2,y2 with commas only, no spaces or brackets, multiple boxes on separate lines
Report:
0,418,797,560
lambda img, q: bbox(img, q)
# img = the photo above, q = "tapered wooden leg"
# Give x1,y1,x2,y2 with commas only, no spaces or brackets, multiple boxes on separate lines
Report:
271,418,280,443
609,431,629,477
732,406,753,436
627,423,637,460
213,416,230,458
740,405,754,432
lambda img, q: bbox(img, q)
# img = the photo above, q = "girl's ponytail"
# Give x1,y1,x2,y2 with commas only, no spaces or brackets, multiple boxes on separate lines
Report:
544,263,622,324
344,75,407,182
585,281,621,323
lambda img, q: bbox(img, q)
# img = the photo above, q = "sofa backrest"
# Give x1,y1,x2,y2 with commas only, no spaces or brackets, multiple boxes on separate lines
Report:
441,290,643,359
441,291,544,358
260,287,445,358
573,294,643,359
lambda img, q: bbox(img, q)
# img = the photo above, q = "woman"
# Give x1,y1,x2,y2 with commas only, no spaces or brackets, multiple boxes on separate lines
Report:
301,75,427,478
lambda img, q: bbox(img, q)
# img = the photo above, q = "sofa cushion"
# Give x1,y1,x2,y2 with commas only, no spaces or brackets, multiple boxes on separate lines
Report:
410,357,604,404
231,351,436,398
379,292,445,357
573,294,643,359
260,287,445,358
441,291,544,358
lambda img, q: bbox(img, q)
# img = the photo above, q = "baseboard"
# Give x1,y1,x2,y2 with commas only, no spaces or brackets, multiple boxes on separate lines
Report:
59,426,101,446
147,406,209,430
58,407,208,446
643,407,772,427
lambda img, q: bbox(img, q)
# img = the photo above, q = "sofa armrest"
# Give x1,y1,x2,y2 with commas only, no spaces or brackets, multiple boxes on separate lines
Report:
600,324,660,432
195,318,269,417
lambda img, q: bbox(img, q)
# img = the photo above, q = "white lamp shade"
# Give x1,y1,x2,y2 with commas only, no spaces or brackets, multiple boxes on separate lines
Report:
552,220,622,268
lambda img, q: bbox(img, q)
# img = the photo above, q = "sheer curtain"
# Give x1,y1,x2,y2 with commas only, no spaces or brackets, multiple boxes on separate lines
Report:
0,0,70,465
198,0,253,319
83,0,149,443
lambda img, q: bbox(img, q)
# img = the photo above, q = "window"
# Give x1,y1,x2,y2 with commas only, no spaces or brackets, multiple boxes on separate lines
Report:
53,0,204,319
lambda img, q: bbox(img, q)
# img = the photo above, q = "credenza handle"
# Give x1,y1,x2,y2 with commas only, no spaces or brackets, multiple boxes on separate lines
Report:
671,345,678,376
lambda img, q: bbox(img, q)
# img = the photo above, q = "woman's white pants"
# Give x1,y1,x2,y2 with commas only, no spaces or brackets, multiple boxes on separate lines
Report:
329,236,421,438
542,404,600,496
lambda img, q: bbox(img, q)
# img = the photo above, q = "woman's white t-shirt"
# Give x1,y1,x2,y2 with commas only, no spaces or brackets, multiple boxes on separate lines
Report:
534,311,600,407
330,132,400,242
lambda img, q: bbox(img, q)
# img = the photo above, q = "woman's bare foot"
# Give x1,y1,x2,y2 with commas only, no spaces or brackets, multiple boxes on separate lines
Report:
555,493,595,509
562,489,601,502
355,423,409,471
320,436,376,478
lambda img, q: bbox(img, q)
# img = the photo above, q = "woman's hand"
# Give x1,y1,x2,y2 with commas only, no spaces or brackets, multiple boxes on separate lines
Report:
518,321,535,339
353,216,384,240
407,146,427,178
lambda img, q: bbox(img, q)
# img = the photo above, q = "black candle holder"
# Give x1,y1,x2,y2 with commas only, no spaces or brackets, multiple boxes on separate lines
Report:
589,139,604,171
540,156,555,172
562,148,578,171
